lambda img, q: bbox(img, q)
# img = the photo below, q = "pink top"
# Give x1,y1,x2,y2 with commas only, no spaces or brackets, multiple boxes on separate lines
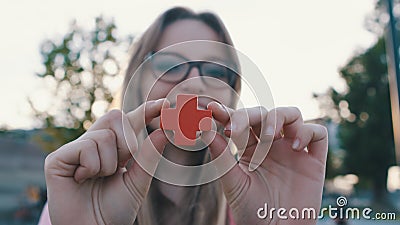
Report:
38,203,51,225
38,202,236,225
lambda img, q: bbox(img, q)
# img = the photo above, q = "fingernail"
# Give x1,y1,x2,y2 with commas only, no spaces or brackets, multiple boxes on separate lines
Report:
155,98,164,104
248,162,257,172
224,128,231,137
265,126,274,135
292,138,300,150
215,102,224,110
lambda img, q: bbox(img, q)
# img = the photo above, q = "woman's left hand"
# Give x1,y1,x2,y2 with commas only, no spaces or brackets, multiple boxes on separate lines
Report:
204,103,328,225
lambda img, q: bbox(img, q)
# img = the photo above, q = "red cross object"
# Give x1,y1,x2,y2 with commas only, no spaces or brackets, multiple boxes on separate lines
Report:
160,94,212,146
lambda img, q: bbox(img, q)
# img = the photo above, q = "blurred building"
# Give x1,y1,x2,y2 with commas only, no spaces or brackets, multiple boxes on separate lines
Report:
0,130,47,224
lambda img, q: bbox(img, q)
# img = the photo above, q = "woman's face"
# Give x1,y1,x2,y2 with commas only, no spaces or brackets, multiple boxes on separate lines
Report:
140,19,237,129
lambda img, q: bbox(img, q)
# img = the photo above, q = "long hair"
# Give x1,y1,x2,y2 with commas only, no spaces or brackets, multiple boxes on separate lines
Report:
121,7,241,225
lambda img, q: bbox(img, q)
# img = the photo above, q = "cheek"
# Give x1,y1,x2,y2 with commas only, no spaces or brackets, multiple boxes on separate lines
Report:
141,75,175,101
207,89,235,108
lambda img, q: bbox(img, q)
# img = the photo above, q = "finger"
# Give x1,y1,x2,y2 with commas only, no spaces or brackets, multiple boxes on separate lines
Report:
210,103,266,135
227,107,269,169
126,99,168,134
276,107,304,138
247,106,273,172
212,105,263,150
293,124,328,162
249,107,302,171
207,101,233,126
125,129,169,195
263,107,303,140
227,108,251,151
248,128,273,172
231,107,268,147
201,130,249,201
45,139,100,183
227,106,268,133
209,103,266,169
85,109,138,161
79,129,118,177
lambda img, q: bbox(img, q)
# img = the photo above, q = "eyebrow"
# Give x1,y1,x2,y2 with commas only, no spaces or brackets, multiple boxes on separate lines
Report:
164,51,234,65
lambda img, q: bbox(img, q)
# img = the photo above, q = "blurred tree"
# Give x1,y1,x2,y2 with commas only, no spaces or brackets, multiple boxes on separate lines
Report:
30,16,132,152
316,0,400,209
364,0,388,35
324,146,344,180
317,37,396,208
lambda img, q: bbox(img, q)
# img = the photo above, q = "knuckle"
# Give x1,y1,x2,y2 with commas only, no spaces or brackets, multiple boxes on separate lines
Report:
307,124,328,139
102,165,117,176
86,148,101,174
317,124,328,135
230,113,247,130
289,106,302,115
259,105,268,113
266,108,279,123
269,108,279,116
81,139,99,154
102,129,116,142
106,109,123,123
76,137,98,151
44,142,69,171
44,152,55,172
88,165,100,176
258,106,268,118
83,138,97,149
231,109,244,121
111,161,118,172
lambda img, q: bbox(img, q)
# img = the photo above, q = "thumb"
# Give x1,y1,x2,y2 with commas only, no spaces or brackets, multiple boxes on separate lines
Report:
126,99,169,134
125,129,169,195
201,131,249,200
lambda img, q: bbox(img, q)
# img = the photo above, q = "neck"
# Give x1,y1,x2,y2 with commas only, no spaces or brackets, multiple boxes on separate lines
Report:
163,142,207,166
156,142,207,205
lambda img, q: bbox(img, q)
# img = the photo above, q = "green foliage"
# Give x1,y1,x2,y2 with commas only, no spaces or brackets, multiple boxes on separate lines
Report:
324,147,342,179
364,0,388,35
339,38,395,189
30,16,132,152
318,37,396,200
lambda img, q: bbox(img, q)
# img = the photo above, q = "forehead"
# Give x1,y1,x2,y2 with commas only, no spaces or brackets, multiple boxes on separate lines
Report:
155,19,229,61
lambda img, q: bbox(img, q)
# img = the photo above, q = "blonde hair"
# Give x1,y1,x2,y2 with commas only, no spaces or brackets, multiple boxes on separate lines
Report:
121,7,241,225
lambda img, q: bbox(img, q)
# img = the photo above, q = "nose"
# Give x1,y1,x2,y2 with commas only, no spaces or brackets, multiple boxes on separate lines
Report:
180,66,206,94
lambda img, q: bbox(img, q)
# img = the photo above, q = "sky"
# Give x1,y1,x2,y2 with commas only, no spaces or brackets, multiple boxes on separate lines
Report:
0,0,377,129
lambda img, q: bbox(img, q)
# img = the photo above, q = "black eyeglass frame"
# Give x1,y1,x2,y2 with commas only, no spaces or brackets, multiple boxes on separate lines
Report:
146,51,239,89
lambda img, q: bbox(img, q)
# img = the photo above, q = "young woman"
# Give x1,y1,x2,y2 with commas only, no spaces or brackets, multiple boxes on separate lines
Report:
39,7,328,225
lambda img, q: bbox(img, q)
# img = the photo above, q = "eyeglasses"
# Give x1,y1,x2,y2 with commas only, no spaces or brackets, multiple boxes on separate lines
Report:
147,52,238,88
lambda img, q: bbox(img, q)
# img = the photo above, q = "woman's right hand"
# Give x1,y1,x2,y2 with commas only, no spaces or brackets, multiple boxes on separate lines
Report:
44,99,168,225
